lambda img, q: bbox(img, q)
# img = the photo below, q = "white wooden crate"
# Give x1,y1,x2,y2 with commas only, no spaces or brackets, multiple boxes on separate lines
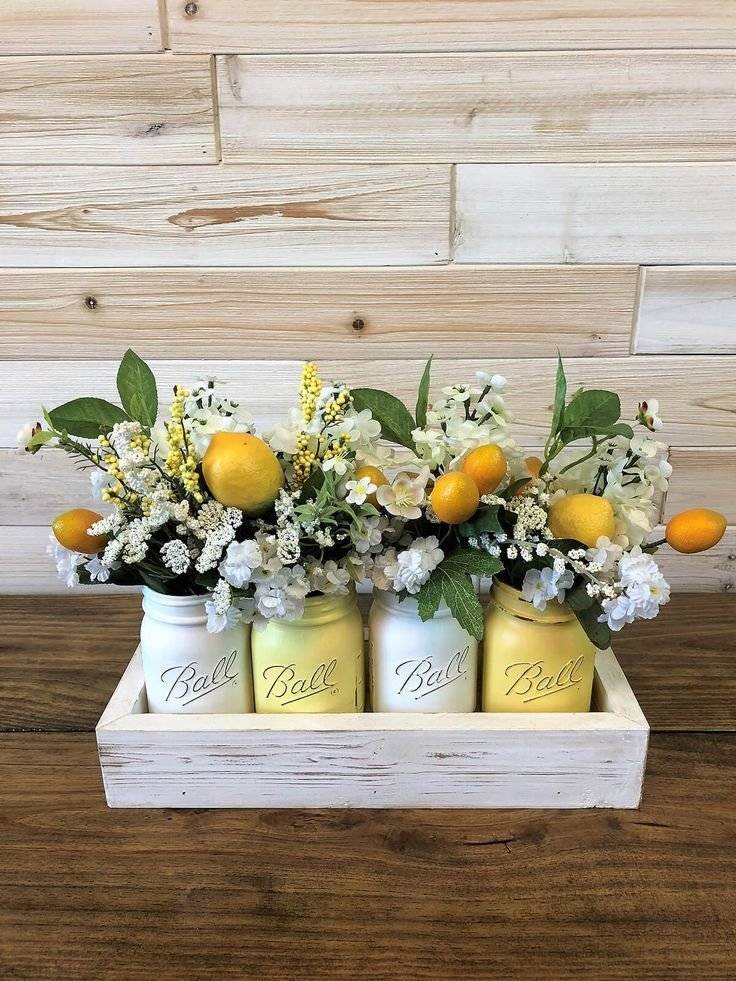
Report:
96,648,648,809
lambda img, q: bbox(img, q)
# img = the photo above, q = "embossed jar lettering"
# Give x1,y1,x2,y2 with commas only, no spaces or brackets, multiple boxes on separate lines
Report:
483,582,595,713
369,591,478,712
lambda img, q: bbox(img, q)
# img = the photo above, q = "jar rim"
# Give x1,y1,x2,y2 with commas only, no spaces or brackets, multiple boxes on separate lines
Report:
491,580,574,624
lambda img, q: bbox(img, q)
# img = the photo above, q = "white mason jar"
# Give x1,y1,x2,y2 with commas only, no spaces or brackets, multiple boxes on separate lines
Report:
139,588,254,714
368,590,478,712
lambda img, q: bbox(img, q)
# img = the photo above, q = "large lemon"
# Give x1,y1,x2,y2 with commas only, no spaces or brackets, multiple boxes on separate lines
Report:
202,432,284,516
666,508,726,554
461,444,507,495
52,508,107,554
547,493,616,548
430,472,480,525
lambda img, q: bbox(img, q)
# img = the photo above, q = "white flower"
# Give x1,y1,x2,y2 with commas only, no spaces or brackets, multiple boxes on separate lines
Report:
89,468,115,501
322,455,350,476
585,536,623,573
84,556,113,583
254,565,310,620
637,399,663,432
47,534,83,589
160,540,192,576
345,475,377,505
335,408,381,446
376,472,428,520
310,560,351,595
16,421,42,454
476,371,507,392
217,539,262,588
268,408,303,455
376,536,444,594
521,566,574,611
599,593,638,632
188,410,253,457
206,579,241,633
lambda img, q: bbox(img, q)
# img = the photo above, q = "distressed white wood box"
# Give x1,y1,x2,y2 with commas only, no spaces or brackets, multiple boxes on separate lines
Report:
96,647,648,809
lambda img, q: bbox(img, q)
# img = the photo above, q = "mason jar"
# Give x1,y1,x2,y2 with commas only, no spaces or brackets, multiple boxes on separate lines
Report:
251,592,365,713
369,590,478,712
483,580,595,712
139,588,254,714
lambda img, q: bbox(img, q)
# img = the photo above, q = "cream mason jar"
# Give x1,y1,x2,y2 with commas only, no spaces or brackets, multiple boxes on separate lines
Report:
369,590,478,712
251,592,365,713
139,588,254,714
483,581,595,712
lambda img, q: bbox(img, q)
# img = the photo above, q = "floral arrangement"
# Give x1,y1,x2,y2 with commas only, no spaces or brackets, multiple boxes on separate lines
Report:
20,352,387,633
348,357,726,648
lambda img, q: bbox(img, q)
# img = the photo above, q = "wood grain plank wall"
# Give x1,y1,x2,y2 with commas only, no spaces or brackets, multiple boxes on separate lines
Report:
0,56,216,164
217,52,736,164
166,2,736,53
5,1,162,54
2,2,735,593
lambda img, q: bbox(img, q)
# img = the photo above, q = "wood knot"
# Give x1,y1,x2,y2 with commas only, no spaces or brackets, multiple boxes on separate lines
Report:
184,1,198,16
84,295,98,310
352,317,365,331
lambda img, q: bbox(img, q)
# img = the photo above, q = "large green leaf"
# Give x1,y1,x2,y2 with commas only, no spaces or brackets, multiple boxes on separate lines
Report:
436,567,485,641
416,574,443,622
572,600,612,650
415,355,434,430
441,547,503,578
48,398,130,439
559,421,634,444
116,348,158,427
351,388,416,450
459,505,503,538
563,389,621,431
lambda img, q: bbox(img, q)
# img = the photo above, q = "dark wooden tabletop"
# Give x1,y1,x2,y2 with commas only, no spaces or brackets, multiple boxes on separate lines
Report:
1,593,735,980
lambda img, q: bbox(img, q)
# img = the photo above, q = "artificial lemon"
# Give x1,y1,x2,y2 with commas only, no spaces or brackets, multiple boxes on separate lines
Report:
202,432,284,516
525,455,543,479
547,493,616,548
430,472,480,525
52,508,107,554
461,444,508,495
665,508,726,554
354,465,388,506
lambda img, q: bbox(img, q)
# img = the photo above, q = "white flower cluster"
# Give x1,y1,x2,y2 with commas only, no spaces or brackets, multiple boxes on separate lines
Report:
598,547,671,631
369,536,444,594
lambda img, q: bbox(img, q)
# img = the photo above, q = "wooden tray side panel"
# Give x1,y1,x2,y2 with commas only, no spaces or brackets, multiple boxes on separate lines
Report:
97,725,648,809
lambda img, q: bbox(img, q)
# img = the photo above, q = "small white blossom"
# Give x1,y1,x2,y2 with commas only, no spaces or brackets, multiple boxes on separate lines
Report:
345,476,377,505
376,471,428,521
160,540,191,576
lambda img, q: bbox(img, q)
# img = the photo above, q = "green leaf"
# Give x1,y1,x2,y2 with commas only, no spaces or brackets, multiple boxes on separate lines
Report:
550,353,567,437
572,601,611,650
565,580,594,612
351,388,416,450
563,389,621,431
437,568,485,641
116,349,158,427
416,574,443,622
459,505,503,538
559,421,634,444
48,398,130,439
442,547,503,578
415,355,434,430
500,478,532,500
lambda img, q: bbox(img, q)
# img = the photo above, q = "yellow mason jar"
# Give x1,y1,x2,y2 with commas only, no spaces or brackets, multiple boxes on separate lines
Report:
251,592,365,713
483,581,595,712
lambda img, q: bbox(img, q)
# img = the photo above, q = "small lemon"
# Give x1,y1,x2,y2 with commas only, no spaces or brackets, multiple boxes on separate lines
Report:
666,508,726,554
515,455,544,496
202,432,284,516
430,472,480,525
548,493,616,548
354,465,388,506
52,508,107,554
461,444,508,495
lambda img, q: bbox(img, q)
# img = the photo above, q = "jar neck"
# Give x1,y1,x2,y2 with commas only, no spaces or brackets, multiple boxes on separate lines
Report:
490,580,574,624
291,590,358,626
373,589,453,618
142,586,209,625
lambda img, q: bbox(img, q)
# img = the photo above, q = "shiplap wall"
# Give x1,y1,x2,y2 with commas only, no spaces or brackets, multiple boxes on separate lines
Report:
1,1,734,593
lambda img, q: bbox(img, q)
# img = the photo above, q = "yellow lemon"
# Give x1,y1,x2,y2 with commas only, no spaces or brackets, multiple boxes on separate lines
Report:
202,432,284,516
430,472,480,525
461,444,508,495
514,455,544,496
354,465,388,506
547,493,616,548
52,508,107,554
665,508,726,554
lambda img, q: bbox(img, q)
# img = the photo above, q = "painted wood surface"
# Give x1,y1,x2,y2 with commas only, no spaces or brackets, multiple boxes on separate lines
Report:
4,0,162,54
0,166,450,266
0,55,216,164
455,164,736,264
218,52,736,164
3,356,734,447
167,1,736,53
3,594,732,732
664,449,736,522
635,266,736,354
0,265,637,360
